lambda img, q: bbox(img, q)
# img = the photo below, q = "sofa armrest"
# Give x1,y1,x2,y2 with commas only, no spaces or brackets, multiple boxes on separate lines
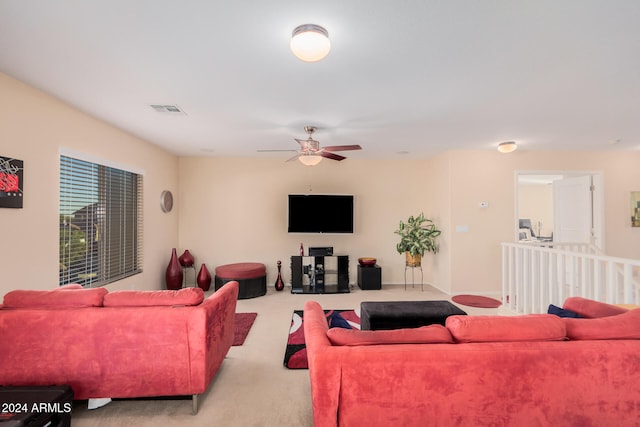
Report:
189,281,239,392
304,301,342,427
563,297,628,318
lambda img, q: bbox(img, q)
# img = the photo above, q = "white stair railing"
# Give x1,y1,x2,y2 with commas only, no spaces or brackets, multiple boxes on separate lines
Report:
502,242,640,314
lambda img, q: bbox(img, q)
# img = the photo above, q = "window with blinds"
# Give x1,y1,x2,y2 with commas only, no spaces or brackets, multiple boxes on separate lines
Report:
59,154,143,287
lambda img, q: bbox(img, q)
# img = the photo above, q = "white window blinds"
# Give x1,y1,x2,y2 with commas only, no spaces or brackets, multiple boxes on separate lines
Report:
59,155,143,287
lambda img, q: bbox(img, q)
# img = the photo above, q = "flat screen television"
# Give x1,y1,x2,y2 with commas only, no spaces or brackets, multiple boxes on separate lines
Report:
288,194,354,233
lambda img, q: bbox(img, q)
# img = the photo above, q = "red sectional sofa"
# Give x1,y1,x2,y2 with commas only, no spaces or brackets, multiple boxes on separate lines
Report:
0,281,239,414
304,297,640,426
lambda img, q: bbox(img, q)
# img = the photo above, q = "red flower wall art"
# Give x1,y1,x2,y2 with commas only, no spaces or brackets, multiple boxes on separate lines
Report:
0,156,23,208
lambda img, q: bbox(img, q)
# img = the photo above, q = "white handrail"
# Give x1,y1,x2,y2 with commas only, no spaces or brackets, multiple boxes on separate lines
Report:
502,242,640,314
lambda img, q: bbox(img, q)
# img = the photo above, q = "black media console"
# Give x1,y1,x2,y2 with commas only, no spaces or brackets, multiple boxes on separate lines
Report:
290,255,349,294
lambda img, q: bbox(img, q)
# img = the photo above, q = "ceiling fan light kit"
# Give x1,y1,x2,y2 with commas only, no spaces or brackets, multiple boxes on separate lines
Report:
290,24,331,62
498,141,518,153
299,154,323,166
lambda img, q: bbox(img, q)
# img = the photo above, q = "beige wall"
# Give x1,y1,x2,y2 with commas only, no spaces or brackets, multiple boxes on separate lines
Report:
3,72,640,299
441,150,640,295
177,150,640,296
177,157,430,287
0,73,179,299
424,151,452,294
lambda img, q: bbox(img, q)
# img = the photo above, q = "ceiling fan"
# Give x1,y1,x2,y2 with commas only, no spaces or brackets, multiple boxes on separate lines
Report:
258,126,362,165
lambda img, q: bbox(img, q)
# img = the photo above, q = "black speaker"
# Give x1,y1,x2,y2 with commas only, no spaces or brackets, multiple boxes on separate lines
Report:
309,246,333,256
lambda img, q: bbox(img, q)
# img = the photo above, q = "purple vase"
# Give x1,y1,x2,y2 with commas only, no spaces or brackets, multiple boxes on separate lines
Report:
165,248,183,290
197,263,212,291
179,249,195,267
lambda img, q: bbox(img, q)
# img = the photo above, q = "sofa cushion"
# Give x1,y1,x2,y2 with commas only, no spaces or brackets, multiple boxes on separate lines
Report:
103,287,204,307
326,324,453,346
446,314,567,343
562,297,628,318
2,287,108,308
563,308,640,340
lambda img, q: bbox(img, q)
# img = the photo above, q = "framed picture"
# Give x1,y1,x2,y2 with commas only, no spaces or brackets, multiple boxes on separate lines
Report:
0,156,23,208
631,191,640,227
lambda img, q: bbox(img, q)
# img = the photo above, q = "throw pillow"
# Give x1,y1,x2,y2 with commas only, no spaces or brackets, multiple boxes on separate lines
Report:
328,311,353,329
548,304,582,318
563,308,640,340
446,314,567,343
327,324,453,346
103,287,204,307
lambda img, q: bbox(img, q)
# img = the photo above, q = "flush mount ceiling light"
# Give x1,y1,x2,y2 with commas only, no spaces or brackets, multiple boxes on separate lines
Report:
497,141,518,153
290,24,331,62
298,153,323,166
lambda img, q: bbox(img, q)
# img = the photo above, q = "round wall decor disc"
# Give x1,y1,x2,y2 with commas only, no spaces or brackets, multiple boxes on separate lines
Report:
160,190,173,213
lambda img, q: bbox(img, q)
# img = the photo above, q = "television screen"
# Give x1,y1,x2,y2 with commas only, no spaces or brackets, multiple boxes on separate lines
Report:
288,194,354,233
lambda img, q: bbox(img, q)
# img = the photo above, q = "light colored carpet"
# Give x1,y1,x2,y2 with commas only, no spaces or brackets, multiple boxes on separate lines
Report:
71,283,501,426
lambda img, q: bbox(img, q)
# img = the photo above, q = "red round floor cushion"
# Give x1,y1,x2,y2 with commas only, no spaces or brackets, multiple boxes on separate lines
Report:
215,262,266,279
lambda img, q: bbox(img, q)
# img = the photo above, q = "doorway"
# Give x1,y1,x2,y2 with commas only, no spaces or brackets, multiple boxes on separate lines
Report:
515,171,604,250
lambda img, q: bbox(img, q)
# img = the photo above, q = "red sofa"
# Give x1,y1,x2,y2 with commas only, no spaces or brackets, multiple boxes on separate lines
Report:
0,281,239,414
304,297,640,426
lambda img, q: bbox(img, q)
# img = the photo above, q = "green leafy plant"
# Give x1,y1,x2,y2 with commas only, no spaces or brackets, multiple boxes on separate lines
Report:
394,212,441,256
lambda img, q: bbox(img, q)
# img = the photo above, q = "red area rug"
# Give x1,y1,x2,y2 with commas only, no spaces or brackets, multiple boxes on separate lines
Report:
452,295,502,308
233,312,257,346
284,309,360,369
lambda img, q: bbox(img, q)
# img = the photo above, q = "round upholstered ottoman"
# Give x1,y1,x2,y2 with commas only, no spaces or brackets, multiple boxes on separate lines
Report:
214,262,267,299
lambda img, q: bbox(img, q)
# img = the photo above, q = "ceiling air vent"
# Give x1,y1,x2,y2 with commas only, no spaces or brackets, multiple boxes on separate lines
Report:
150,104,186,115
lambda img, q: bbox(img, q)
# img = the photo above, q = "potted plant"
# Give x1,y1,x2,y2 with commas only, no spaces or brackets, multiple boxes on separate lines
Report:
394,213,441,267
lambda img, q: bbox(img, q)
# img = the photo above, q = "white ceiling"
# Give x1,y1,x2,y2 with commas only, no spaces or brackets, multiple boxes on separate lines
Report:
1,1,639,159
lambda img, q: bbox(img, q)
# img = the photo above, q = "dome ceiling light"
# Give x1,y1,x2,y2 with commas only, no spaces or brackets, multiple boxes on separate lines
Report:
290,24,331,62
298,153,323,166
497,141,518,153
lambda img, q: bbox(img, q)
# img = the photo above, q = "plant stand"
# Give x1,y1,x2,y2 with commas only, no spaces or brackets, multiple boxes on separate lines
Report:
404,265,423,291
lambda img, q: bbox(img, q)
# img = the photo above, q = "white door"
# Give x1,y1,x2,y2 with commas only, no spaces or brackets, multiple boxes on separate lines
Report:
553,175,593,243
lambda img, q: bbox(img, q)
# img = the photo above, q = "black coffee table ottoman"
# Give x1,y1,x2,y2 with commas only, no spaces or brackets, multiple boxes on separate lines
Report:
360,300,467,330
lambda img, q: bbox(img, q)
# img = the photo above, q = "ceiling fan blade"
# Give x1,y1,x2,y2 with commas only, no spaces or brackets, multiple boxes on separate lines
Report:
322,144,362,152
257,149,297,152
320,151,346,161
286,153,302,162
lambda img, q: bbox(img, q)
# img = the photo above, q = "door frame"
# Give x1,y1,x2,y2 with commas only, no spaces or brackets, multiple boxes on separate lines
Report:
514,170,605,250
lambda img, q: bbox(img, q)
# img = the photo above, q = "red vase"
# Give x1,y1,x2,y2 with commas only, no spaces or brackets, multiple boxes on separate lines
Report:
197,263,212,291
274,260,285,291
165,248,183,290
179,249,195,267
